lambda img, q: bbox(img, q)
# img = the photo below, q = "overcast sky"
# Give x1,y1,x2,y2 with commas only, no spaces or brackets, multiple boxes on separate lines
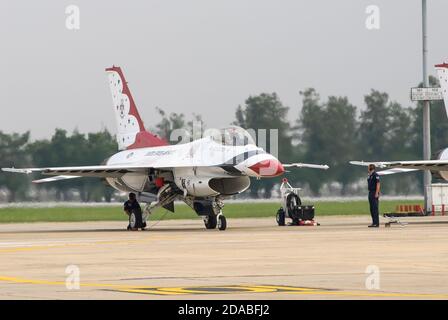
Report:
1,0,447,140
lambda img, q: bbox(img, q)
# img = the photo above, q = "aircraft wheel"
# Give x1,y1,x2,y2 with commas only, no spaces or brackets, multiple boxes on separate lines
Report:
129,210,144,230
276,208,285,226
129,212,137,229
218,215,227,231
204,215,217,229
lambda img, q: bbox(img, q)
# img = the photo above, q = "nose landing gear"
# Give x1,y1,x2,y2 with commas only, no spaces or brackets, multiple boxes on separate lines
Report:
185,195,228,231
203,212,227,230
200,197,227,231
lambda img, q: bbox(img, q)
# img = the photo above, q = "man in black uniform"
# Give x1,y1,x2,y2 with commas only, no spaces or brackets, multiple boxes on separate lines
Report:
367,164,381,227
123,192,145,231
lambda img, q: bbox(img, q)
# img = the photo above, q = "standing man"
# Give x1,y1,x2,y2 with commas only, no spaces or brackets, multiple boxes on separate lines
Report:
123,192,146,231
367,164,381,227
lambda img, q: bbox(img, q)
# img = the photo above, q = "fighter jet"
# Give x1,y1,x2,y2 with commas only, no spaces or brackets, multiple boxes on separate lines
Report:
350,61,448,178
2,66,329,230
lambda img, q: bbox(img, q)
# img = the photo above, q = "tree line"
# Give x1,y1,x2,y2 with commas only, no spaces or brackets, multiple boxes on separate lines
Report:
0,129,118,202
0,76,446,201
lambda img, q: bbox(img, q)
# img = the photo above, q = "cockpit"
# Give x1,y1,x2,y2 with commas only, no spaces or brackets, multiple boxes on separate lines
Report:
204,126,256,147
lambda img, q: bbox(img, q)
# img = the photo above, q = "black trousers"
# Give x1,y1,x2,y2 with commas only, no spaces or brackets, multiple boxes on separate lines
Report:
368,193,379,225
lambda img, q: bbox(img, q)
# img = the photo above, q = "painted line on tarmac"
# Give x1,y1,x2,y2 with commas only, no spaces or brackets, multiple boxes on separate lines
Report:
0,236,179,253
112,285,448,298
287,290,448,299
0,275,191,295
1,275,447,299
0,276,327,296
109,285,316,296
0,275,158,291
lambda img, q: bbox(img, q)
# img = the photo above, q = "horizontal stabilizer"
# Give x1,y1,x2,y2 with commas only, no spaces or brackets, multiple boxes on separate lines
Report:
32,175,81,184
377,168,419,176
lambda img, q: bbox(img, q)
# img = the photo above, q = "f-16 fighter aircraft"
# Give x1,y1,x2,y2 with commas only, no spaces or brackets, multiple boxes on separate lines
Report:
350,61,448,178
2,66,329,230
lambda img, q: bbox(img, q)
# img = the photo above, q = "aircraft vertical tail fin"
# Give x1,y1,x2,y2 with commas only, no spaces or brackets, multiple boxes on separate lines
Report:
105,66,167,150
435,62,448,117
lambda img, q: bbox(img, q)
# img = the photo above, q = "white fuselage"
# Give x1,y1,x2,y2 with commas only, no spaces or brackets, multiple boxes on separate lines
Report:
104,137,284,197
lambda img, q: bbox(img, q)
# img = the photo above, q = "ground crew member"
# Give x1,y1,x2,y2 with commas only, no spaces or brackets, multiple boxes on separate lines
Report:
367,164,381,227
123,192,145,231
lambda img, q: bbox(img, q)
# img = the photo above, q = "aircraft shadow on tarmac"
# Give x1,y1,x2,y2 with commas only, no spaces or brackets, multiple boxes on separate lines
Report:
0,224,268,235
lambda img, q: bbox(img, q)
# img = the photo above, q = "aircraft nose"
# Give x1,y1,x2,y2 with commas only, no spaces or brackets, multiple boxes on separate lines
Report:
249,159,285,177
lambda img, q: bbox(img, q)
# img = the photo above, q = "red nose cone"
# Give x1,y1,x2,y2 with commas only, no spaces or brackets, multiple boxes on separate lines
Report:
249,159,285,177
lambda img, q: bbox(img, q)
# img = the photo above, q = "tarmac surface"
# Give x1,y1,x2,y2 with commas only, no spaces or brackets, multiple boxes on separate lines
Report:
0,215,447,299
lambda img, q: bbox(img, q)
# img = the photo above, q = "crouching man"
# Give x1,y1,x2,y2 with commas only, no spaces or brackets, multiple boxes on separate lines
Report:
124,192,146,231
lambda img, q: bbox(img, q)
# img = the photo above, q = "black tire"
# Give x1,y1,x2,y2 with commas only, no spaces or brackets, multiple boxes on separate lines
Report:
129,212,136,229
218,215,227,231
286,193,301,213
129,209,143,229
204,215,217,229
276,208,286,226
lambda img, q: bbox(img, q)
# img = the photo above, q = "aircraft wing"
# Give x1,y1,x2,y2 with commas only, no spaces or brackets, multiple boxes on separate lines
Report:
350,160,448,173
1,164,160,179
349,161,391,168
283,163,329,170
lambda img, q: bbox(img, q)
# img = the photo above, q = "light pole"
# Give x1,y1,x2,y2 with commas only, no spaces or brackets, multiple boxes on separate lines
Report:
422,0,432,213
